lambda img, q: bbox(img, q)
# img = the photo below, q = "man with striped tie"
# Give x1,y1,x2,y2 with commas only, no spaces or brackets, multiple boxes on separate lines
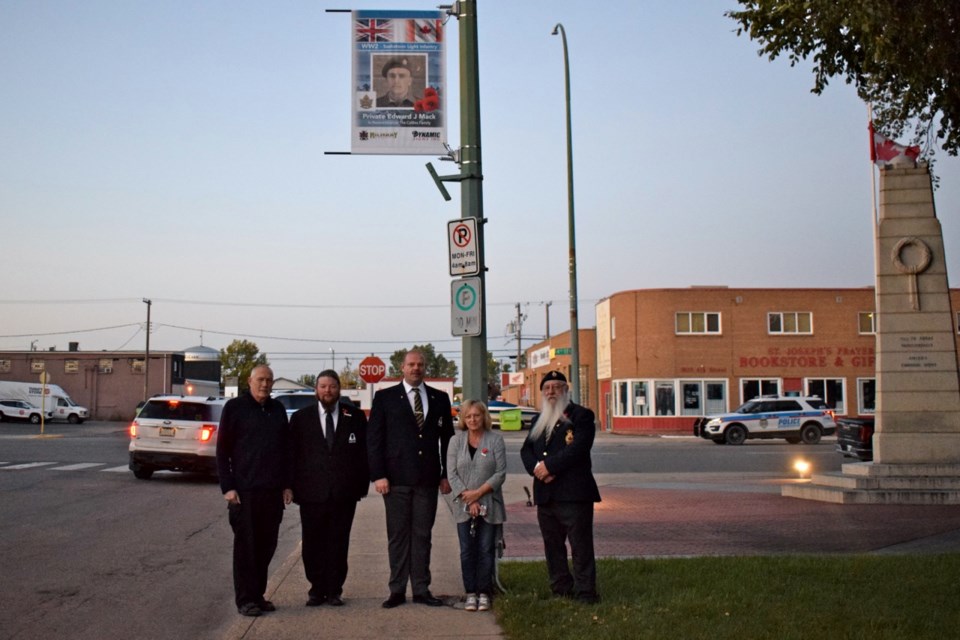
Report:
367,349,454,608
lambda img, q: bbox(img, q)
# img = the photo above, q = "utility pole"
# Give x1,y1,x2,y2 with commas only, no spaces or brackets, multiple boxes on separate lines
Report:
515,303,523,369
544,301,552,339
429,0,487,402
143,298,151,401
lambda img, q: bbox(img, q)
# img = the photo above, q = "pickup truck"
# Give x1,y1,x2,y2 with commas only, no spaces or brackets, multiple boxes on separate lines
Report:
835,417,874,461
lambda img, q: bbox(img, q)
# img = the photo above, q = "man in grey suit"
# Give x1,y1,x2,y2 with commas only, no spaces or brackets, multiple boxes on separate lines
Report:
367,349,454,608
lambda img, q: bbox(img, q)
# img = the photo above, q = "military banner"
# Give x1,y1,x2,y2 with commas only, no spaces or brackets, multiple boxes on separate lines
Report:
351,10,447,155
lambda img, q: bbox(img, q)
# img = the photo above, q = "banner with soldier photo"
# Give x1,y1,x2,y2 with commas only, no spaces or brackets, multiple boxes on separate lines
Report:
351,10,447,155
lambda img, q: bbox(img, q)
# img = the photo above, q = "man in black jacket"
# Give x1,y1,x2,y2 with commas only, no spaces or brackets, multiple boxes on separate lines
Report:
367,349,454,608
287,370,369,607
216,365,291,617
520,370,601,604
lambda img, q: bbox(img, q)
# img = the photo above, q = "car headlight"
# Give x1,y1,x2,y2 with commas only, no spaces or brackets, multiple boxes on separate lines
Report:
707,418,722,427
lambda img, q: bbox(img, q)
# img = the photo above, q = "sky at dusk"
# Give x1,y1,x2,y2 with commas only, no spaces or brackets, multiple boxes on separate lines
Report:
2,0,958,381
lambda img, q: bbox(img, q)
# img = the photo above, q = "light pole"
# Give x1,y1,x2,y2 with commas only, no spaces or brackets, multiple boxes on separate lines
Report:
552,23,581,403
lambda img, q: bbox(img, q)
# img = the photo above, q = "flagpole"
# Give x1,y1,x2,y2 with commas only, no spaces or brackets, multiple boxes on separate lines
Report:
868,103,881,337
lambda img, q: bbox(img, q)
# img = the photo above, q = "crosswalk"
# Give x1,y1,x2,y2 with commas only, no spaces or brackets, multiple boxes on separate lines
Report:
0,461,130,473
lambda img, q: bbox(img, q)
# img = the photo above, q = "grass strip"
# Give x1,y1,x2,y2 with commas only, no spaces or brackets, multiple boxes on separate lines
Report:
495,555,960,640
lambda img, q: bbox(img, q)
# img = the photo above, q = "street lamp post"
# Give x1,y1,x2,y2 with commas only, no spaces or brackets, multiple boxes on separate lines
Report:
552,23,581,403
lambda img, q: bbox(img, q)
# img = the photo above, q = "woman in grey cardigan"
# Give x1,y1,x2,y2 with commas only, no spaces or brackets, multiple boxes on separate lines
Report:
446,400,506,612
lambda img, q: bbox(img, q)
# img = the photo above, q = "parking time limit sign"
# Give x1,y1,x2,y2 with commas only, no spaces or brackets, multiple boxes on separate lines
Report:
451,277,482,336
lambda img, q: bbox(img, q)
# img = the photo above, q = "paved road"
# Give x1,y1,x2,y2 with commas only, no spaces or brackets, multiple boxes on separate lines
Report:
0,421,861,639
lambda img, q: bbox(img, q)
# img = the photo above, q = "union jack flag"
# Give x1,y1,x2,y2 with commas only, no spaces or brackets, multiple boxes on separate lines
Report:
355,19,393,42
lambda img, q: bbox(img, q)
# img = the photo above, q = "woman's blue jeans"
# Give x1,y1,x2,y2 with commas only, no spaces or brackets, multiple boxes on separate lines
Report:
457,517,496,595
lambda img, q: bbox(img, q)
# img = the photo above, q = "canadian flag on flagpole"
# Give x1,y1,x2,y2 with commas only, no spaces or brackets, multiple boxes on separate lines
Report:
869,121,921,166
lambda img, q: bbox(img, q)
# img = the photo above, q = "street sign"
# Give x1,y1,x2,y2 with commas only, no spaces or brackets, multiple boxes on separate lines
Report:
447,218,480,276
451,277,482,336
553,348,572,356
358,356,386,384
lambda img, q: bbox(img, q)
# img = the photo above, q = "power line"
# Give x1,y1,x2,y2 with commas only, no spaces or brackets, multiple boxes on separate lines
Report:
0,323,141,338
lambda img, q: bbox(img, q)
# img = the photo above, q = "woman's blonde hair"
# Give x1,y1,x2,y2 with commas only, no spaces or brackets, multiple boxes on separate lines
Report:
458,399,492,431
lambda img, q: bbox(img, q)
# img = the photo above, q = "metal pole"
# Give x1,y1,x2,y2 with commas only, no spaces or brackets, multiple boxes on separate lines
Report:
552,23,580,403
143,298,151,401
459,0,487,403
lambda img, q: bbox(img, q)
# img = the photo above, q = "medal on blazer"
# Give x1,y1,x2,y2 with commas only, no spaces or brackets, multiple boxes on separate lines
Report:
565,429,574,445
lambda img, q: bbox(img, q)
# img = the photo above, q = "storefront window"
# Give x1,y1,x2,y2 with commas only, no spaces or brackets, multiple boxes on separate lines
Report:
806,378,845,414
858,378,876,414
615,381,628,416
654,381,676,415
632,381,649,416
681,382,701,416
741,378,780,404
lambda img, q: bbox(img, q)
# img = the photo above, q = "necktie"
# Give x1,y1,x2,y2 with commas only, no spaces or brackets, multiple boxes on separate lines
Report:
325,409,335,448
411,387,424,428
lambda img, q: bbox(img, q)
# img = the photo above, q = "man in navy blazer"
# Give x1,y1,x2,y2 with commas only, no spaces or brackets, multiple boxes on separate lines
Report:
287,370,369,607
367,349,454,608
520,370,601,604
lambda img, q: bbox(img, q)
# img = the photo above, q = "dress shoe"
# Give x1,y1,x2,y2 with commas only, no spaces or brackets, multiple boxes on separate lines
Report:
382,593,406,608
258,600,276,612
238,602,262,617
305,595,327,607
412,592,443,607
327,595,345,607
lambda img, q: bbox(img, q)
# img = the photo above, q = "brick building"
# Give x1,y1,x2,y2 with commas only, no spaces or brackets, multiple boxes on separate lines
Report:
0,345,221,420
505,287,960,435
500,328,598,418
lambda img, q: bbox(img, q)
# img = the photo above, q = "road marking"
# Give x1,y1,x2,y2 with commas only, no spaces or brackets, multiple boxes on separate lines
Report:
102,465,131,473
0,462,58,470
50,463,108,471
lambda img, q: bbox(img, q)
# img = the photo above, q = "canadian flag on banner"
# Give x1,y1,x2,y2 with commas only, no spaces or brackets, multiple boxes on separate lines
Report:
869,121,921,166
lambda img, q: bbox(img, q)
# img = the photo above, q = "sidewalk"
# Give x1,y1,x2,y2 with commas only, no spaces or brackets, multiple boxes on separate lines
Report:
220,471,960,639
220,486,504,640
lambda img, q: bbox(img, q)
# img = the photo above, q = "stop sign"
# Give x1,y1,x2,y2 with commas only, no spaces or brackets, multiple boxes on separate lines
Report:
359,356,386,384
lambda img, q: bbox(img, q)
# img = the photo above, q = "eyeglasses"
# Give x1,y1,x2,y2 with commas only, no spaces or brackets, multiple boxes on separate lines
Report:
542,383,567,393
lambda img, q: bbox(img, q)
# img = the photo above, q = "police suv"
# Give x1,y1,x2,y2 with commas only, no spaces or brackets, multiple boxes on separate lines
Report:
693,395,836,445
128,395,226,479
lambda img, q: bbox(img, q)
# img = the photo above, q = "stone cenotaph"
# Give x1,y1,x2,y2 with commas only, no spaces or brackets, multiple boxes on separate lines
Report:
785,162,960,503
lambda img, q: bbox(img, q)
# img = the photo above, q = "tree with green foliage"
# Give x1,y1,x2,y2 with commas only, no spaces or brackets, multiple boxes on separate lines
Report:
220,339,268,392
486,353,511,400
388,344,458,380
727,1,960,157
338,360,361,389
296,373,316,388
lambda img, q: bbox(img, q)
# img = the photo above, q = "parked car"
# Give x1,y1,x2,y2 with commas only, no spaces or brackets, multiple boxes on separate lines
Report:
0,399,52,424
128,395,227,479
836,416,874,461
693,395,837,445
487,400,539,429
272,389,318,420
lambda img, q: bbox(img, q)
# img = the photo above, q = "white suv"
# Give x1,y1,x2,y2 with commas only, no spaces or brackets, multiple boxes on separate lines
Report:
128,395,226,479
694,396,836,445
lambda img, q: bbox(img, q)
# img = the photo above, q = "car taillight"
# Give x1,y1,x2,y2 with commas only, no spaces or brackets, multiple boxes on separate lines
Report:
826,410,836,421
129,422,137,438
199,424,216,442
859,425,873,441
